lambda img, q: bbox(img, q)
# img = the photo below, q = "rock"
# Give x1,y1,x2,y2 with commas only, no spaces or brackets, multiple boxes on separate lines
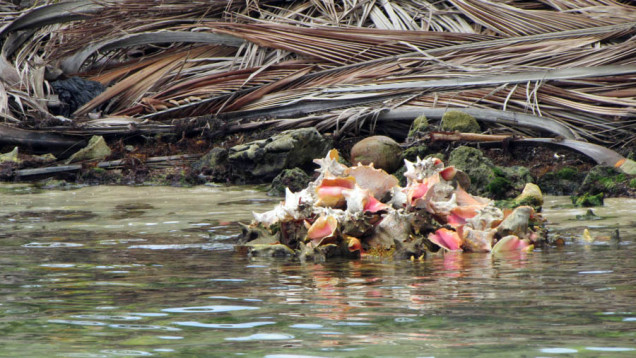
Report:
193,147,228,171
441,110,481,133
537,166,585,195
0,147,20,163
572,192,604,207
618,158,636,175
49,77,106,117
247,244,296,258
350,135,403,173
408,115,429,138
403,145,428,162
65,135,111,164
499,166,534,190
511,183,543,210
448,146,495,195
228,128,329,181
269,168,311,196
577,165,627,197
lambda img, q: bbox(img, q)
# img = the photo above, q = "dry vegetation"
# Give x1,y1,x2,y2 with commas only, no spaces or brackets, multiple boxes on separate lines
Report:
1,0,635,152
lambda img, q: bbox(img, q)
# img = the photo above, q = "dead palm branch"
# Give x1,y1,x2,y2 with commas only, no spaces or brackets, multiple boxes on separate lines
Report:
0,0,635,153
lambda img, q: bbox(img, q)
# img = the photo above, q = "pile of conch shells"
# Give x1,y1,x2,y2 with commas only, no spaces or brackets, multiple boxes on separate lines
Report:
239,149,546,261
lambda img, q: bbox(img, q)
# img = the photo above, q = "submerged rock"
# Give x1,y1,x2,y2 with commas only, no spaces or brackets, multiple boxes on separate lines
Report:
441,110,480,133
350,135,402,173
228,128,329,181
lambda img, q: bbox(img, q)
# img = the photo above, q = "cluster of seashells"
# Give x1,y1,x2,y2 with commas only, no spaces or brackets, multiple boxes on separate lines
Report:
240,149,546,261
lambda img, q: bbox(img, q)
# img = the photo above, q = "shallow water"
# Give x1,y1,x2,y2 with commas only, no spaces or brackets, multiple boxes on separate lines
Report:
0,184,634,358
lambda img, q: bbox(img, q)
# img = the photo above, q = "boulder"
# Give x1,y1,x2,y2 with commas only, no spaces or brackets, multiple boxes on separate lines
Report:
448,146,495,195
441,110,481,133
350,135,403,173
269,168,311,196
228,128,329,181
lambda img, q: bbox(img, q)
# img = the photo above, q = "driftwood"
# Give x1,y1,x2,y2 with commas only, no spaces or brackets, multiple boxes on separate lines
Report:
15,154,201,178
0,124,85,154
421,131,634,174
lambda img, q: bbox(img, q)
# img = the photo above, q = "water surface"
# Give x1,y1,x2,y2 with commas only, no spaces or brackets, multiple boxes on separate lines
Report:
0,185,634,357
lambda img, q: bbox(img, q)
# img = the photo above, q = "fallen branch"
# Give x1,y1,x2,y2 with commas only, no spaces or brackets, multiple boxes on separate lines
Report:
0,124,85,154
15,154,201,178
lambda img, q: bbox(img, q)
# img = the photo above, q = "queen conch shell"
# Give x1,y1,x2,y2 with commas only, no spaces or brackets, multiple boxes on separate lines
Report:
347,163,399,201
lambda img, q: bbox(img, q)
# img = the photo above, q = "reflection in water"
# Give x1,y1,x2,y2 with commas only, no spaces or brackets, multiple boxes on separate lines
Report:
0,185,634,357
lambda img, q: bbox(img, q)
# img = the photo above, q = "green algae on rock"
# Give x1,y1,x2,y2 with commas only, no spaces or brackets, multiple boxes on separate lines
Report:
228,128,330,180
65,135,112,164
441,110,481,133
408,115,429,138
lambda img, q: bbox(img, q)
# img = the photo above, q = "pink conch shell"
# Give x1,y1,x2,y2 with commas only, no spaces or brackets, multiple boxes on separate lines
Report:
315,176,356,208
343,186,388,214
348,164,399,200
447,205,480,227
455,185,490,207
364,195,388,213
428,228,462,251
491,235,533,253
307,215,338,245
439,166,457,181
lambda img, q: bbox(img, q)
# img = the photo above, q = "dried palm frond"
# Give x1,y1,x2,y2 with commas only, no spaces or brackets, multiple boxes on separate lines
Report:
0,0,634,150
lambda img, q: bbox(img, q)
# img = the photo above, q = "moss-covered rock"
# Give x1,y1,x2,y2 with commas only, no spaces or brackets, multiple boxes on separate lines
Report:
403,145,428,162
193,147,228,171
578,165,630,197
498,183,544,211
268,168,311,196
0,147,20,163
228,128,330,181
537,166,585,195
350,135,403,173
571,192,604,207
498,166,534,191
448,146,495,195
66,135,111,164
441,110,480,133
408,115,429,138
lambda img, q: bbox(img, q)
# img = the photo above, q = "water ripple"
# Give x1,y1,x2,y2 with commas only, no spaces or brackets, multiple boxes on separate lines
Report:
173,321,275,329
225,333,294,341
26,242,83,248
162,305,259,313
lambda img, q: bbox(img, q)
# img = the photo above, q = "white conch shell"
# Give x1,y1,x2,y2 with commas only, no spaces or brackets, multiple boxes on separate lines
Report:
404,156,444,185
313,149,347,178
